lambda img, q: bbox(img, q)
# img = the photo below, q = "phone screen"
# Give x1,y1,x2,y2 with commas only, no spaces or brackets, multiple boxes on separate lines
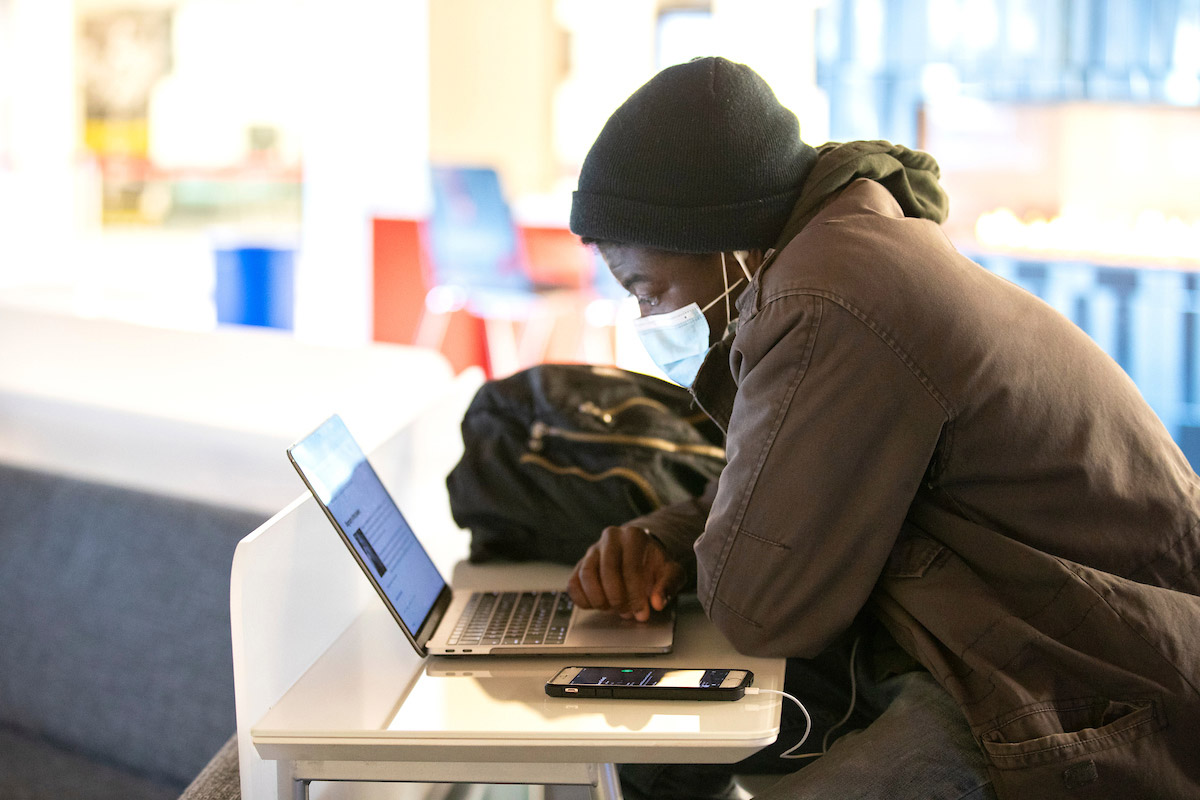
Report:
569,667,730,688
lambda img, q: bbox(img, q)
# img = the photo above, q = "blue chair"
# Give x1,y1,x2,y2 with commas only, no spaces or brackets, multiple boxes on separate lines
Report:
421,166,616,374
427,166,531,299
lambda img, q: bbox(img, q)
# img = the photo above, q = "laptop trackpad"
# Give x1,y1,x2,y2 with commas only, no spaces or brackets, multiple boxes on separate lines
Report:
571,607,675,648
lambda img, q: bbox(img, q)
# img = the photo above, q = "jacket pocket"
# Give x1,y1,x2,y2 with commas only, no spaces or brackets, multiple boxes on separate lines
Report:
882,524,947,579
980,697,1165,769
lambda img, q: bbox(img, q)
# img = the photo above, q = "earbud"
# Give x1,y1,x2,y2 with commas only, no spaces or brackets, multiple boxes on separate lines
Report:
732,251,753,282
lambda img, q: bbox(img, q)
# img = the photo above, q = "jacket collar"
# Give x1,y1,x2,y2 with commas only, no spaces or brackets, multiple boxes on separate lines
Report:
691,334,737,432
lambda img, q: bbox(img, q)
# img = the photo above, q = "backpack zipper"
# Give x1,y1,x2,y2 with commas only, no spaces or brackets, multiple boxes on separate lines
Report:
577,398,710,427
528,421,725,459
518,452,664,509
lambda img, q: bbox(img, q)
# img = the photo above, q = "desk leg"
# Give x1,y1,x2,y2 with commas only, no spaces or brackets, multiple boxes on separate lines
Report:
292,778,310,800
591,763,622,800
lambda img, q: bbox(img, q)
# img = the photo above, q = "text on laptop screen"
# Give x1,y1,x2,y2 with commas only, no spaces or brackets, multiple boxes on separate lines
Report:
290,417,445,632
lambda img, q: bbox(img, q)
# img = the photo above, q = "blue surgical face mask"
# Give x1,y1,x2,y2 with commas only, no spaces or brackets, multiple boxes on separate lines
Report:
633,252,751,387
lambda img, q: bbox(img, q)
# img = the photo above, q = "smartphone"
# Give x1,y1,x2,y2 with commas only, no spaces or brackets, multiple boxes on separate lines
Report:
545,666,753,701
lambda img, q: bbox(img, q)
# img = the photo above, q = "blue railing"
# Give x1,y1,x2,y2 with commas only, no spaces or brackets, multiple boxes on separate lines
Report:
816,0,1199,147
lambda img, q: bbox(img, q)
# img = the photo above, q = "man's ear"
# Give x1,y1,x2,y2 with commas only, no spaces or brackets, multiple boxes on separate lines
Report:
744,248,775,277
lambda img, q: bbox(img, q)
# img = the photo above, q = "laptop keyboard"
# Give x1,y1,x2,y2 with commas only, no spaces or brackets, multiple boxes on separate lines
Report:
448,591,574,646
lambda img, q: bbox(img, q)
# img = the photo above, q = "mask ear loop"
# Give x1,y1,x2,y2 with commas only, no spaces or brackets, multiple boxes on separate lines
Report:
720,252,732,327
702,255,745,321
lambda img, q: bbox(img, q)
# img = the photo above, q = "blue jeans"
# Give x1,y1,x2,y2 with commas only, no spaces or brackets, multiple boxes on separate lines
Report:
618,629,996,800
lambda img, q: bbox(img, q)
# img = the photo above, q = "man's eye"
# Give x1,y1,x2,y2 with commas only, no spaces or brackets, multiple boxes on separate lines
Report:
637,295,660,308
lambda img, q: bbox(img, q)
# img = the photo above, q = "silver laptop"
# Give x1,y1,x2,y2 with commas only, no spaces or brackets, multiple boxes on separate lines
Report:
288,415,675,657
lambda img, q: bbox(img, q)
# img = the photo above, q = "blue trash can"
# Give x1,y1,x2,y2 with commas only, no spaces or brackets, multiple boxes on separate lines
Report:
214,245,295,330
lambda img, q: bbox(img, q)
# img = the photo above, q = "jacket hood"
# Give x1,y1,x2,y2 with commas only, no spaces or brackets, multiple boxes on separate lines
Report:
772,140,949,251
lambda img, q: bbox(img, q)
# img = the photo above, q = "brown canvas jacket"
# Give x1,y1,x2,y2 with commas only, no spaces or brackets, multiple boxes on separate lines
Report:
632,177,1200,798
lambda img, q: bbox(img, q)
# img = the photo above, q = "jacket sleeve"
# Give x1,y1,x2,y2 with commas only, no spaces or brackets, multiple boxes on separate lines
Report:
624,476,718,586
698,293,947,657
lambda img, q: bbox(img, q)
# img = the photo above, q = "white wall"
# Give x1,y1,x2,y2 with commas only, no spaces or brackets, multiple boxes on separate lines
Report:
295,0,431,346
0,0,78,290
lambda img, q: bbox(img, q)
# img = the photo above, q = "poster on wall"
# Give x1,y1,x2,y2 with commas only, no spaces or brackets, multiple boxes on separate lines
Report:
78,8,172,225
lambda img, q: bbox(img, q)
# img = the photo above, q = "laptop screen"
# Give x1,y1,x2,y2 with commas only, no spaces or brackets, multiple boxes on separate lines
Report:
289,416,446,634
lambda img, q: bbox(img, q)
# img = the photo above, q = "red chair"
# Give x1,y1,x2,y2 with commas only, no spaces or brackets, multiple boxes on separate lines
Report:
371,217,489,375
519,225,596,290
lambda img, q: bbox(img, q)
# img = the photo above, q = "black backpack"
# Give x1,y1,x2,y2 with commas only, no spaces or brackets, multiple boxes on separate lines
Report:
446,364,726,565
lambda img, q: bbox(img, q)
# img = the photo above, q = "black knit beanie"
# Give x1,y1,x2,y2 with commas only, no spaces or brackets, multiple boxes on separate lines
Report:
570,57,818,254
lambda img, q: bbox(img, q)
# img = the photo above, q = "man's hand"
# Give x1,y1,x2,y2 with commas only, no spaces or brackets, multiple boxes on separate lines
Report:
568,525,685,622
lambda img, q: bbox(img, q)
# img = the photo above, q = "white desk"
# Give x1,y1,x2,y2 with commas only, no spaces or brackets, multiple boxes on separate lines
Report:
252,581,784,800
231,368,485,800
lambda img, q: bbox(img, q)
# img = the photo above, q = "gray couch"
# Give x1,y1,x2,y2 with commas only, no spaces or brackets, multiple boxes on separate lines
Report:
0,463,266,800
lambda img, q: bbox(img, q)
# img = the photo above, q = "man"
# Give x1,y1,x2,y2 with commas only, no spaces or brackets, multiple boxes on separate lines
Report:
565,56,1200,799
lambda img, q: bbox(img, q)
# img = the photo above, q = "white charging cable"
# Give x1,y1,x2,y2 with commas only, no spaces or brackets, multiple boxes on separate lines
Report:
744,686,816,759
743,635,861,761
